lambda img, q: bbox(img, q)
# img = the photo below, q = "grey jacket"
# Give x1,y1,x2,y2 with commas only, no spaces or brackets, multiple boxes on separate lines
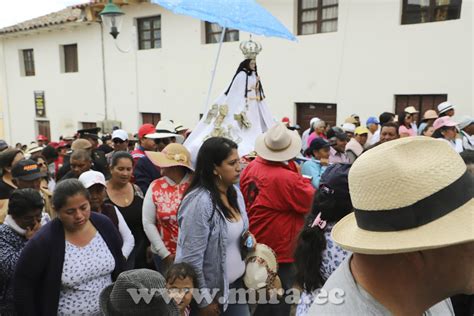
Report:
175,187,249,308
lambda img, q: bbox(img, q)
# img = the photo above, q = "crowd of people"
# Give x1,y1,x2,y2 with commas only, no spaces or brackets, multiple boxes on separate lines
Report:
0,55,473,316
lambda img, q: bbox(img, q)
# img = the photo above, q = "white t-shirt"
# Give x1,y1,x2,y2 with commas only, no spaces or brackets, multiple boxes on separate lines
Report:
225,219,246,285
307,256,454,315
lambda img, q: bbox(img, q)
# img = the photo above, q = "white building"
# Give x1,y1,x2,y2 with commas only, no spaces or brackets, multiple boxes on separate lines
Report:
0,0,472,144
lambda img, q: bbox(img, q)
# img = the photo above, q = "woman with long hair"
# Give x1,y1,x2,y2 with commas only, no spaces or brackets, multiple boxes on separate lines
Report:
105,152,148,269
398,112,417,137
175,137,254,316
184,56,275,162
0,149,24,223
294,164,353,316
13,179,125,315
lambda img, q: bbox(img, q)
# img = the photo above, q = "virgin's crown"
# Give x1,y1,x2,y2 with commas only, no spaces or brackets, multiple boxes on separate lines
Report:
240,38,262,59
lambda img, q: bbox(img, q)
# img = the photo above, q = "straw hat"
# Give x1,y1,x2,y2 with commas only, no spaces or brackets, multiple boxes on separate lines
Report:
422,109,438,121
437,101,455,115
146,120,185,143
255,123,302,162
404,106,419,114
332,136,473,255
145,143,193,171
243,243,278,290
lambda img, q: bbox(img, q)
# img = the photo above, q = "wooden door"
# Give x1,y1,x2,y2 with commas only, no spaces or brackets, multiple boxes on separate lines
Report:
296,103,337,132
37,120,51,141
395,94,447,116
141,113,161,126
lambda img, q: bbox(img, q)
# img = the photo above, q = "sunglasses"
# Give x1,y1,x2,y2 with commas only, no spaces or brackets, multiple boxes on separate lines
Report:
113,139,125,144
154,138,171,145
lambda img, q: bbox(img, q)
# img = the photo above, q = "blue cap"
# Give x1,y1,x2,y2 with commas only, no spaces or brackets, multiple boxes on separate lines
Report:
366,117,380,126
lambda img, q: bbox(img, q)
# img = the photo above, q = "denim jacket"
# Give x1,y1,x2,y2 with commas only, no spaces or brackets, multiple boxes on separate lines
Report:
175,186,249,308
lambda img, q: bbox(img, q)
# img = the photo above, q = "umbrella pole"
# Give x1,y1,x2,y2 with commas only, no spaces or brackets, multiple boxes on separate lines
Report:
203,27,226,114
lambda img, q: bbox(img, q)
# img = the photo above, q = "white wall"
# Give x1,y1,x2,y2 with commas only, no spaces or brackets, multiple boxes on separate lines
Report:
0,0,472,143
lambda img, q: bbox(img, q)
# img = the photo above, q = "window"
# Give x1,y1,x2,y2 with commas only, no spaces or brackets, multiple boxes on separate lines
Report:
138,16,161,50
402,0,462,25
297,0,338,35
62,44,78,73
22,49,35,76
205,22,239,44
395,94,447,115
37,121,51,141
141,113,161,126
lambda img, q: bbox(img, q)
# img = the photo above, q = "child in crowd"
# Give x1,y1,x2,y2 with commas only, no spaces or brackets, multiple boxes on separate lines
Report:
302,138,331,189
166,263,198,316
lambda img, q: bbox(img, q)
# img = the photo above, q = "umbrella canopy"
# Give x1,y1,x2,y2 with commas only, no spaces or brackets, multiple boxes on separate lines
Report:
151,0,296,41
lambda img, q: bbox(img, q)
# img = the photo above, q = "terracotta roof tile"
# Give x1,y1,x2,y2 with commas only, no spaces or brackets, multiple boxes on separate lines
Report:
0,7,85,35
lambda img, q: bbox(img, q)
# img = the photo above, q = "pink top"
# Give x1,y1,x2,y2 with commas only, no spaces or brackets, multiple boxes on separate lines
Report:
307,132,328,147
399,125,416,137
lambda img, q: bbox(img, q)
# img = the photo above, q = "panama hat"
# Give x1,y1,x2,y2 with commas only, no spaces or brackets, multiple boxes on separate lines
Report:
243,243,278,290
422,109,438,121
145,143,193,171
437,101,455,115
255,123,302,162
146,120,185,144
100,269,179,316
332,136,473,255
404,106,419,114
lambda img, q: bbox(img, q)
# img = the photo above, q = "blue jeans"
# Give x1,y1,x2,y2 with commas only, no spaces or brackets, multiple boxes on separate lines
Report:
222,278,250,316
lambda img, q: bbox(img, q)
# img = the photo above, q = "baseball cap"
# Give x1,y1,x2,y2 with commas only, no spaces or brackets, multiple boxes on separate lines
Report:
342,123,356,133
355,126,370,135
309,138,330,152
366,117,380,126
138,124,157,139
281,117,290,124
433,116,458,130
78,170,106,189
458,116,474,130
112,129,128,141
12,159,45,181
0,140,8,151
37,135,48,141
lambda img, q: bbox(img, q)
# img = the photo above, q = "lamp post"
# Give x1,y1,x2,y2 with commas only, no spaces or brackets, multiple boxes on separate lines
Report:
99,0,125,39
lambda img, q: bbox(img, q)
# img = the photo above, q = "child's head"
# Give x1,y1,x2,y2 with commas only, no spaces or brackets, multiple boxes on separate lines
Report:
309,138,330,160
165,263,198,313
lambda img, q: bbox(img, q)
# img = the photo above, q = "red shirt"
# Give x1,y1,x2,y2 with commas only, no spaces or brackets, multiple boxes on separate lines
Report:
240,157,315,263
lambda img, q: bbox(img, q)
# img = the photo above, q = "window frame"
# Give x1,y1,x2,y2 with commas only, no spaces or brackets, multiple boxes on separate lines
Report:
297,0,339,35
401,0,462,25
137,15,162,50
63,44,78,73
22,49,35,76
204,22,239,44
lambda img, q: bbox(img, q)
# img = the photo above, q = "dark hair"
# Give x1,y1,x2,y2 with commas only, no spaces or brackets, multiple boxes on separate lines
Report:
41,146,58,162
31,155,51,181
8,188,44,217
165,262,198,288
110,151,134,168
381,122,399,135
71,149,91,162
186,137,239,220
398,112,412,128
432,125,456,139
294,168,353,292
224,59,265,100
0,149,22,171
52,179,90,211
379,112,395,125
460,150,474,165
421,122,434,135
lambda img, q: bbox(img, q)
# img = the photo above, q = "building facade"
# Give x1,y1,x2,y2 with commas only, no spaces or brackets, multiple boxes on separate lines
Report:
0,0,472,144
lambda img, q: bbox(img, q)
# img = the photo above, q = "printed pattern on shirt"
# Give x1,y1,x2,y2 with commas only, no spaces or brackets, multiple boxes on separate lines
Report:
58,232,115,316
151,177,190,255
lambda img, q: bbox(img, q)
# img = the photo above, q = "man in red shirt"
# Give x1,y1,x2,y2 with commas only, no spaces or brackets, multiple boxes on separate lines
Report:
240,123,315,316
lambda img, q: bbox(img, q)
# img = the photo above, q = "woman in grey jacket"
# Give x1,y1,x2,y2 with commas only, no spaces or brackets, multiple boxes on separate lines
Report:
175,137,254,316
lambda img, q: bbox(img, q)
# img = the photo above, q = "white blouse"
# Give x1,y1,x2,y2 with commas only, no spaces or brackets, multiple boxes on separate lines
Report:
57,232,115,316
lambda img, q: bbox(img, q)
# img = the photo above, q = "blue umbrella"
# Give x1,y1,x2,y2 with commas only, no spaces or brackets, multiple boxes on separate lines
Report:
151,0,296,41
150,0,297,112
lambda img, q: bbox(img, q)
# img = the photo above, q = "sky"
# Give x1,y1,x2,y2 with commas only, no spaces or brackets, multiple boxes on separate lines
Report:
0,0,89,28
